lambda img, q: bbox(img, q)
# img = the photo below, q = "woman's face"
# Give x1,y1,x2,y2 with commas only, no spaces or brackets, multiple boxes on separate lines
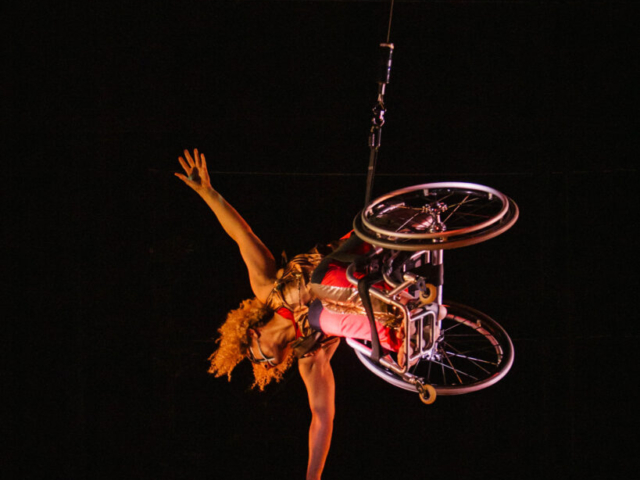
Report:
247,326,290,368
248,333,277,368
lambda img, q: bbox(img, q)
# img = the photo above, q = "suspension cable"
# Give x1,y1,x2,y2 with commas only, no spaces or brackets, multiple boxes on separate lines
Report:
386,0,395,44
364,0,397,207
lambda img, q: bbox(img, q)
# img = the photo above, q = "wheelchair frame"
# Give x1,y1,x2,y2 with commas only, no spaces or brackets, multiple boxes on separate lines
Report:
344,182,518,404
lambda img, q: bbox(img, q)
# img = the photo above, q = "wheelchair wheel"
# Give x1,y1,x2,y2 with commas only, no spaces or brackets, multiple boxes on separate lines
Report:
354,182,519,251
352,302,514,395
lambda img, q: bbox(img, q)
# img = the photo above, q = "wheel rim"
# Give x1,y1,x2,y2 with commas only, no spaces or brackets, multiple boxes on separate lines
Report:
354,183,519,251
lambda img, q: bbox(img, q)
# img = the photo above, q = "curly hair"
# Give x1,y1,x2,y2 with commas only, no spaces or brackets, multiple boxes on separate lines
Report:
208,298,296,391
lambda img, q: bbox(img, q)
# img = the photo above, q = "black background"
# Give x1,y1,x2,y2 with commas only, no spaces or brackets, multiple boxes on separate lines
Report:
8,1,638,479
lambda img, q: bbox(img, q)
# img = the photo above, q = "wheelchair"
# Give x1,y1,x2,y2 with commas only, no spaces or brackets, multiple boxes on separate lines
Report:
344,182,519,404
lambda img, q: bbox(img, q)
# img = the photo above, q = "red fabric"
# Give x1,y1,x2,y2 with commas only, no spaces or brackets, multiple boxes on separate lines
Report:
317,309,401,352
321,262,355,288
276,306,294,320
322,261,391,291
317,259,400,352
339,231,372,255
276,307,301,338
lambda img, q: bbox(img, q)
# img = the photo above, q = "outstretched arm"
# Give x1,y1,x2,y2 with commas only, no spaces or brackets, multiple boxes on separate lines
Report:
175,149,276,301
298,340,340,480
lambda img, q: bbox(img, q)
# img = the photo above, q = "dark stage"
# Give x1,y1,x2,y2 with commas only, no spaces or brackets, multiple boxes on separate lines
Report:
8,1,638,479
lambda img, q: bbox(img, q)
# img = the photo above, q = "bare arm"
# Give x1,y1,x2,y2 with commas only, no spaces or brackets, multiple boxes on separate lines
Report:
298,340,340,480
175,149,276,301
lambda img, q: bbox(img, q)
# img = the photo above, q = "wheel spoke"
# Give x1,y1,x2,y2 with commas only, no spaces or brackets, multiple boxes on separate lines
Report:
429,191,454,205
441,321,467,334
440,348,464,384
396,210,426,233
442,342,501,353
442,349,501,367
441,194,471,224
441,342,493,375
441,196,476,208
426,356,480,383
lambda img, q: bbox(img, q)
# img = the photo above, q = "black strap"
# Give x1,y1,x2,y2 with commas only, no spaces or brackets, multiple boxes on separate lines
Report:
311,233,365,284
357,272,383,362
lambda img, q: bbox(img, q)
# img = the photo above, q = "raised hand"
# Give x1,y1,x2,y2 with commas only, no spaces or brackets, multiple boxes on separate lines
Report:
175,148,212,192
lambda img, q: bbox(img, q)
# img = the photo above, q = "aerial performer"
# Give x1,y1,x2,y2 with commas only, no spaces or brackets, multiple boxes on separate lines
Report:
175,148,418,480
173,2,520,475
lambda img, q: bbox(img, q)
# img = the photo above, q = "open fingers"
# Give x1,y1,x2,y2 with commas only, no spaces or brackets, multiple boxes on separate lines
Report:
174,172,190,183
183,149,195,167
179,149,209,186
178,156,191,173
194,148,201,169
175,171,201,186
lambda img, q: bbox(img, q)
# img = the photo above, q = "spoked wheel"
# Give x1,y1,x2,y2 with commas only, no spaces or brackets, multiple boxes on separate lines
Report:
354,182,519,251
352,302,514,395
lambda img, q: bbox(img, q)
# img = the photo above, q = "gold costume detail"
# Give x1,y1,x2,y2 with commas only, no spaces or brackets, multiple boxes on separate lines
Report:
310,283,399,328
265,249,325,339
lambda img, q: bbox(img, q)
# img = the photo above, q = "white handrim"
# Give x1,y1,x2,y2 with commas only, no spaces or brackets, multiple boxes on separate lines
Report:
362,182,510,240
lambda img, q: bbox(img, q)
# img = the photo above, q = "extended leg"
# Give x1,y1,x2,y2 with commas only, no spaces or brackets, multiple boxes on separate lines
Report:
308,300,401,352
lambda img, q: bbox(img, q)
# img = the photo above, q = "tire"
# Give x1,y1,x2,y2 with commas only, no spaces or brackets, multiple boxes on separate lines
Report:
354,182,519,251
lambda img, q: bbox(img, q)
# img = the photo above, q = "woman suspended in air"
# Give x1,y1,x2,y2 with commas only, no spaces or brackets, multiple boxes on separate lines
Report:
175,149,436,480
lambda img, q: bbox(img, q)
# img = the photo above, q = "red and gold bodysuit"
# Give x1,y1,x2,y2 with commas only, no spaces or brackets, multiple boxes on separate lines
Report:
266,237,402,355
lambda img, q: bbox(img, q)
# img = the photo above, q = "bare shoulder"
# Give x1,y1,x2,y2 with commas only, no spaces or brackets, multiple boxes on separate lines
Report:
254,281,276,304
